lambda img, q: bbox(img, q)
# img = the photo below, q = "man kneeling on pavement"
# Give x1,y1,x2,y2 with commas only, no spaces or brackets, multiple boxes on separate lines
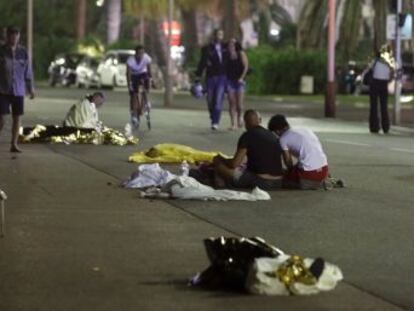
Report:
268,114,329,190
213,109,284,190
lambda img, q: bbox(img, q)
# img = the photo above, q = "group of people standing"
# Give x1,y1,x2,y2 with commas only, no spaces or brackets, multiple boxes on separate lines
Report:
195,29,249,131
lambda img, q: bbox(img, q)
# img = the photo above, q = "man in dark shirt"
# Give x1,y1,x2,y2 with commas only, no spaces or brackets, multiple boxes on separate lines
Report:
213,109,283,190
195,29,227,130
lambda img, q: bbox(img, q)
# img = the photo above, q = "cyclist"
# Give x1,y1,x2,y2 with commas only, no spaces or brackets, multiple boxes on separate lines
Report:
126,45,152,128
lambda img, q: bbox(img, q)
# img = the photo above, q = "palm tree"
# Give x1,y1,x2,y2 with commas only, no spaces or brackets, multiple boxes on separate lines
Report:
77,0,87,41
107,0,122,44
296,0,326,50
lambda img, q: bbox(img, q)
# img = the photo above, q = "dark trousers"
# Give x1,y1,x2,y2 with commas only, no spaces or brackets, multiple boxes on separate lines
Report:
369,79,389,133
206,75,227,126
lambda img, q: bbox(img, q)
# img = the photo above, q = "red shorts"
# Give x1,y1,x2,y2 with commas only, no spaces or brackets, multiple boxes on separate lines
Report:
284,165,329,183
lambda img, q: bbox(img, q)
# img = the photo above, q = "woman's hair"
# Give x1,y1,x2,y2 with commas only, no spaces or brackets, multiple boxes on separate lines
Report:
229,38,242,52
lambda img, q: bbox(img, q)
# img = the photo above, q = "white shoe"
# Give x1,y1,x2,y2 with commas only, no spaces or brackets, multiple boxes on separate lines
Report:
211,124,219,130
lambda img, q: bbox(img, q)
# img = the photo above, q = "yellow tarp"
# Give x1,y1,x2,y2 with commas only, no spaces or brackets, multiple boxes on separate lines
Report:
128,143,228,164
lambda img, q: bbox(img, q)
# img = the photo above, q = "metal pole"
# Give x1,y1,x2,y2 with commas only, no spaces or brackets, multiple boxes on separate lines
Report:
140,13,144,45
0,190,7,238
27,0,33,62
164,0,173,107
393,0,402,125
325,0,336,118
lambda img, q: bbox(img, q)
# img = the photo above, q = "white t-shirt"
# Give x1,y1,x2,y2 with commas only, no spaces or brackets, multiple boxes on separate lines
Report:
126,53,152,75
279,128,328,171
373,60,391,81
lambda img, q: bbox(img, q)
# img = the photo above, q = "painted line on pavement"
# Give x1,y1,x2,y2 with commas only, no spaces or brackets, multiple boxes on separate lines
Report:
390,147,414,154
325,139,371,147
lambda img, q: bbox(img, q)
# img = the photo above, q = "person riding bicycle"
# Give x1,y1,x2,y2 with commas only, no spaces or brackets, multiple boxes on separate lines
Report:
126,45,152,128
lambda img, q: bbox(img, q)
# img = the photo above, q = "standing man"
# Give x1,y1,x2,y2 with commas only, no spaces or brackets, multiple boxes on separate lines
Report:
368,46,394,134
196,29,227,130
0,26,35,152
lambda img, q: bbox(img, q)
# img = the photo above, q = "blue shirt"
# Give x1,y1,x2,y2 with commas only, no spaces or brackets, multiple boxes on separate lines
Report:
0,44,34,97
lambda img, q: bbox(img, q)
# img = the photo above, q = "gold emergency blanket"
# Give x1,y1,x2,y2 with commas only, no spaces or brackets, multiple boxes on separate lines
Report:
20,124,138,146
128,143,228,164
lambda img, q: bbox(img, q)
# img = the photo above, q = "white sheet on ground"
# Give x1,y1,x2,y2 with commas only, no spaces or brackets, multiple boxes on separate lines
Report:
122,163,271,201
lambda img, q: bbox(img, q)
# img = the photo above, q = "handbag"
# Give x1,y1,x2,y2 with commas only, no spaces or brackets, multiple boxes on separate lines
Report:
362,59,378,86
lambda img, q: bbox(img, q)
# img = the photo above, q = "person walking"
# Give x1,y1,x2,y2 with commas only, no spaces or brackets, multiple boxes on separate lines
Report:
195,29,228,130
226,38,248,130
0,26,35,152
368,46,394,134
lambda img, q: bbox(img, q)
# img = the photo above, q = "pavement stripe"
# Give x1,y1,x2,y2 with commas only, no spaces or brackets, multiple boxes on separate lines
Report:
325,139,371,147
390,147,414,153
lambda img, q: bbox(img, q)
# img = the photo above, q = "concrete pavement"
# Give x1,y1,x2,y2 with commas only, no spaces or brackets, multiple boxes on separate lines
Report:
1,87,414,310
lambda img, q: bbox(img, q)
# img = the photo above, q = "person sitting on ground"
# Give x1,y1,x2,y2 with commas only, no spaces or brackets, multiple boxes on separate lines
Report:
268,114,328,190
213,109,283,190
63,92,105,130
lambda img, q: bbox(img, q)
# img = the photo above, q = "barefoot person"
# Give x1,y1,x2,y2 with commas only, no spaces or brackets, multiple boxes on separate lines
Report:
0,26,35,152
268,114,329,190
226,38,248,130
213,110,283,190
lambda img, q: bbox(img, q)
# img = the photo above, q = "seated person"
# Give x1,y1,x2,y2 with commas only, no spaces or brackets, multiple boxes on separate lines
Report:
213,109,283,190
63,92,105,129
268,114,328,190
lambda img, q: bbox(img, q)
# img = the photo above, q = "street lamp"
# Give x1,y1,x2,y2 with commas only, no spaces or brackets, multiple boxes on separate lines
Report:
325,0,336,118
27,0,33,62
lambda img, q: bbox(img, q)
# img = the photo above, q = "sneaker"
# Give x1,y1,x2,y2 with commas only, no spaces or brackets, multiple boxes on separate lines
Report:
211,124,218,131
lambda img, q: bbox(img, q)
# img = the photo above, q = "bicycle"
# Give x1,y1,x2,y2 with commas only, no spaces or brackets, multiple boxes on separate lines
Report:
131,81,151,130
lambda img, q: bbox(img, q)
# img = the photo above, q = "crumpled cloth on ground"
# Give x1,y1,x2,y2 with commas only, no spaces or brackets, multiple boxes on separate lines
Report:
190,236,343,296
20,124,139,146
122,163,270,201
128,143,228,164
121,163,176,188
143,176,270,201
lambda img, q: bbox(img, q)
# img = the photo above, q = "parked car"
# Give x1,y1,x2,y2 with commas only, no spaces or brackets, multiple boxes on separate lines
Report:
97,50,134,89
75,56,102,89
48,53,86,87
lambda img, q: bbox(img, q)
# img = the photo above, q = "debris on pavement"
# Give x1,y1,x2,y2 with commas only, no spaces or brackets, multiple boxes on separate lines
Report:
190,236,343,295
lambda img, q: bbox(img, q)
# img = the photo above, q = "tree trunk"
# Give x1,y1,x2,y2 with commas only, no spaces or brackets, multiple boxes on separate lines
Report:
223,0,239,39
148,19,173,106
77,0,86,41
107,0,122,45
338,0,362,61
181,8,198,67
373,0,387,52
296,0,326,50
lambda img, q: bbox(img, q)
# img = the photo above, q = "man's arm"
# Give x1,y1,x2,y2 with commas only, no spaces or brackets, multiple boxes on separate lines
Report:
214,147,246,169
25,52,35,99
282,150,294,169
195,46,207,79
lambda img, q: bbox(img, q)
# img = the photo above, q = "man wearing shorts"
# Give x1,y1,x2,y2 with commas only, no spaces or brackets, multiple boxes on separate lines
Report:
268,114,329,190
126,45,152,128
213,110,283,190
0,26,35,153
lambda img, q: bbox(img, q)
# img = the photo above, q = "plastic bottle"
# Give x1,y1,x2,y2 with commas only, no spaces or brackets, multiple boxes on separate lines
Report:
180,160,190,176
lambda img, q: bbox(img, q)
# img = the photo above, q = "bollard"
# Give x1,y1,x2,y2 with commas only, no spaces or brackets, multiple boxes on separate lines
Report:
0,190,7,238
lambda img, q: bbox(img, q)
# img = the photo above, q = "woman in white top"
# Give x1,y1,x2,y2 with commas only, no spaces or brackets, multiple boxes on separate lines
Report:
368,47,394,134
126,45,152,128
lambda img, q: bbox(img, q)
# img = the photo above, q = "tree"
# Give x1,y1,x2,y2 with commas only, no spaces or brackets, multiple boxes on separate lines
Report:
337,0,362,62
107,0,122,44
77,0,87,41
296,0,326,50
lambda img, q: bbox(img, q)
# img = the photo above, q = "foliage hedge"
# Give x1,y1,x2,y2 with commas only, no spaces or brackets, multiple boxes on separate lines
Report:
245,46,327,95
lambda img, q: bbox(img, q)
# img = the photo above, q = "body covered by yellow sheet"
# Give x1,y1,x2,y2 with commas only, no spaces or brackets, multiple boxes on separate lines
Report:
128,143,228,164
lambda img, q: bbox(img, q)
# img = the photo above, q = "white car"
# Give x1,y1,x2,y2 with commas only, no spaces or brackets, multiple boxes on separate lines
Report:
75,56,101,89
97,49,134,88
